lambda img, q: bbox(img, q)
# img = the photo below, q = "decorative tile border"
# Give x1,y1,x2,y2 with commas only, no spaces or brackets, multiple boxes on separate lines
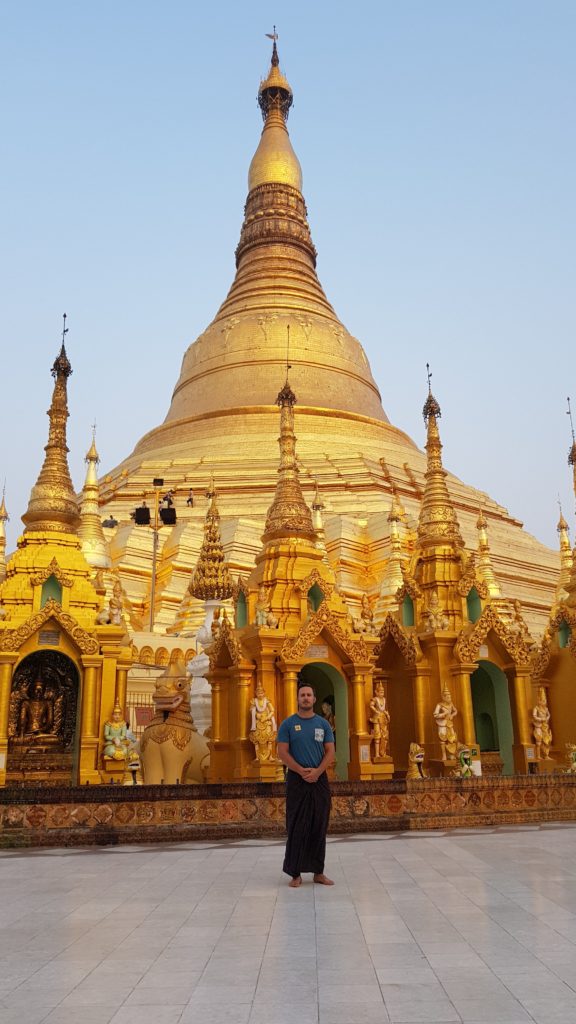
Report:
1,775,575,848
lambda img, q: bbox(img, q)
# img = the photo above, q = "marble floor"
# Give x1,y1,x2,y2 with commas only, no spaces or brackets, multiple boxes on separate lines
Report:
1,826,576,1024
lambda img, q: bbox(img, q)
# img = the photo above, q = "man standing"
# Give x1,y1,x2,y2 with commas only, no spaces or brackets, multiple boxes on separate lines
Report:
277,683,335,888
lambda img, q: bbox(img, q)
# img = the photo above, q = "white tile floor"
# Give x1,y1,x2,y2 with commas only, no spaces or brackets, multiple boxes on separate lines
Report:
1,826,576,1023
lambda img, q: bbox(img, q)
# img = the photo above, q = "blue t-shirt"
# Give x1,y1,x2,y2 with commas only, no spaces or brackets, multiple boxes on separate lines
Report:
277,713,335,768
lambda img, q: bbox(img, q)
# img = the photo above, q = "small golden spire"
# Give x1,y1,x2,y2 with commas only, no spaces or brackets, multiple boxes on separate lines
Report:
476,506,502,598
22,316,80,534
567,398,576,499
248,34,302,192
189,480,233,601
379,493,405,600
417,366,463,550
556,500,573,598
0,484,8,583
78,424,111,569
263,376,315,541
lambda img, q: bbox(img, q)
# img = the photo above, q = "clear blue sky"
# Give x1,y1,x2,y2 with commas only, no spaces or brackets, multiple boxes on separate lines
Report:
1,1,575,554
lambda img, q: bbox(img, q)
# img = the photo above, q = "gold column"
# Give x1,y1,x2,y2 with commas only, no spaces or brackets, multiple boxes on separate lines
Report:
451,663,477,746
0,657,16,785
234,665,253,779
281,665,299,718
80,659,100,739
411,669,430,746
115,665,129,712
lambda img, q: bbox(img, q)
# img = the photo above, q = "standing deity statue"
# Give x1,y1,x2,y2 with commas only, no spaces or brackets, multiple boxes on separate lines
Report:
532,687,552,760
103,700,131,760
433,687,459,760
321,697,336,736
255,585,271,626
108,581,124,626
249,683,278,762
369,681,390,759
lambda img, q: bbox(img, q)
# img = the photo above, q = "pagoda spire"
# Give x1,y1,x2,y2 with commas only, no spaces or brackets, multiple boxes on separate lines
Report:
417,368,463,551
476,507,502,598
379,493,406,602
568,398,576,501
0,485,8,583
22,316,79,534
77,425,111,569
190,480,233,601
262,377,315,542
556,503,573,600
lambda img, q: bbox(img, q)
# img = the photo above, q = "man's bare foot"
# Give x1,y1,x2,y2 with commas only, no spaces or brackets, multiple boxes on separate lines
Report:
313,873,334,885
288,876,302,888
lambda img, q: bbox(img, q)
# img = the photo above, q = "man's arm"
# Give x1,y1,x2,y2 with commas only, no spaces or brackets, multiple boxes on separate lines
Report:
277,742,305,777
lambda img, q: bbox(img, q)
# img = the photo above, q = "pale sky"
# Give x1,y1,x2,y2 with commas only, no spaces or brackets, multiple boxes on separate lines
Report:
1,1,575,554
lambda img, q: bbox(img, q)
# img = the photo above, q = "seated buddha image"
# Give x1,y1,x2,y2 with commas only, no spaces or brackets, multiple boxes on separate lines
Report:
16,680,60,744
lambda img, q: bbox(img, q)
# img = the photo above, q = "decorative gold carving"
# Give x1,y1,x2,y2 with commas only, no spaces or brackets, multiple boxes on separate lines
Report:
249,683,279,763
454,603,533,666
262,382,315,542
433,687,459,760
406,742,428,780
369,681,390,758
533,607,576,679
396,576,422,603
422,591,450,631
189,483,233,601
457,553,488,599
296,570,334,602
374,613,421,666
0,599,99,654
282,603,369,663
208,613,242,669
30,558,73,588
531,686,552,760
417,388,464,549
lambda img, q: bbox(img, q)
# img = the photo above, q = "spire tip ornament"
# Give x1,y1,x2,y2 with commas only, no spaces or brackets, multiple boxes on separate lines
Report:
422,363,441,421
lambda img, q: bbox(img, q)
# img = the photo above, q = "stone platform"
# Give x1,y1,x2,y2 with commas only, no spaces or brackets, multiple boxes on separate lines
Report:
1,774,576,848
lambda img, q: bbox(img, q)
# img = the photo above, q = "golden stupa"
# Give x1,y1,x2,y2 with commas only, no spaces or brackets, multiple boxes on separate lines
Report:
100,39,558,645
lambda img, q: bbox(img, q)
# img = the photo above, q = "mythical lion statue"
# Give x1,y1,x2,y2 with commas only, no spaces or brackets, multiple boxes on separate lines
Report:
406,742,427,780
140,663,210,784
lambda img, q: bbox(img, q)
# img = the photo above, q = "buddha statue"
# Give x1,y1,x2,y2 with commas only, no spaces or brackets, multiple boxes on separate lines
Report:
16,680,58,740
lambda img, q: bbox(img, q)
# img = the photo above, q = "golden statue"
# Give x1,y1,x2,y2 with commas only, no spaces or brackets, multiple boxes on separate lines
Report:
249,683,278,762
108,581,124,626
564,743,576,774
103,701,131,760
433,687,459,760
321,698,336,736
353,593,378,635
15,680,57,739
406,742,427,780
369,681,390,760
532,687,552,760
255,585,271,626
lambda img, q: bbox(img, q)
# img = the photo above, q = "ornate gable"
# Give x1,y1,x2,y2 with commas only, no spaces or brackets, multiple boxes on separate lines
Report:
295,569,334,602
532,606,576,680
0,598,99,654
30,558,74,588
454,603,533,666
281,603,370,664
456,552,488,599
208,614,242,669
373,612,421,666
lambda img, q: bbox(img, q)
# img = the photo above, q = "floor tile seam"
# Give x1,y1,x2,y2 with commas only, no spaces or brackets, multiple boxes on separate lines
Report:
337,855,383,996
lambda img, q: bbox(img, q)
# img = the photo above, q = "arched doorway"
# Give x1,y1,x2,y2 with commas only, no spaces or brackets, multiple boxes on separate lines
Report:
471,660,514,775
298,662,350,780
7,650,81,785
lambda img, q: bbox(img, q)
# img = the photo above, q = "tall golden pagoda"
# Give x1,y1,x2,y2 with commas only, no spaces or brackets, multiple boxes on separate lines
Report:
0,324,132,786
99,39,558,653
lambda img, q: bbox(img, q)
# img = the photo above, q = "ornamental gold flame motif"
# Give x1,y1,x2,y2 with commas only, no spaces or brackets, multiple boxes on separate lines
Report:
190,484,233,601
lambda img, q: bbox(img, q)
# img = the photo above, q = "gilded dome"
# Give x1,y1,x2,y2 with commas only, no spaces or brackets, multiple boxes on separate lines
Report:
248,108,303,191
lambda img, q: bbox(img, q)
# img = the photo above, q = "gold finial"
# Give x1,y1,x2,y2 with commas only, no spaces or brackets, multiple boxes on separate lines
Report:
476,504,502,598
567,398,576,498
263,379,315,541
558,497,569,535
22,317,79,535
417,372,463,549
78,424,110,569
249,35,302,192
190,478,233,601
0,483,8,525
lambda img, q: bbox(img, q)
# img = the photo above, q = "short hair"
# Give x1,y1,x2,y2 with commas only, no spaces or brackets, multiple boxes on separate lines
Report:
297,681,316,695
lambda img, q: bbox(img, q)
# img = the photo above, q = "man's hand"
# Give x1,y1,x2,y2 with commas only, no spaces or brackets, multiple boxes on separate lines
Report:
301,766,320,783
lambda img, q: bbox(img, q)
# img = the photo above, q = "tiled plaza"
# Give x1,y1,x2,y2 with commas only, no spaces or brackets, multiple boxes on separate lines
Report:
1,826,576,1024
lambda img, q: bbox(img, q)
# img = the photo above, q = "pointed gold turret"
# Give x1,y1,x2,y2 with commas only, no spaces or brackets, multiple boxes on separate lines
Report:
379,493,406,603
417,383,463,551
556,505,572,600
22,321,79,534
78,428,111,569
476,507,502,599
248,40,302,191
190,481,233,601
263,380,315,541
0,487,8,583
568,398,576,499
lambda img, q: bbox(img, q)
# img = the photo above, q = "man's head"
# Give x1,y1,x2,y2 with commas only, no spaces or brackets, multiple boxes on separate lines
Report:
297,683,315,712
